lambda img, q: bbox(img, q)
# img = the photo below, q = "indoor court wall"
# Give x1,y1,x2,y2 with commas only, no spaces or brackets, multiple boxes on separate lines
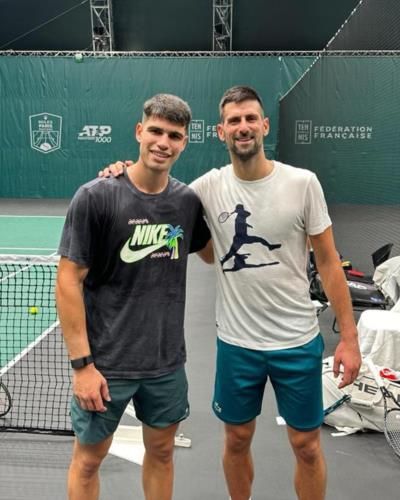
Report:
277,0,400,271
0,55,313,198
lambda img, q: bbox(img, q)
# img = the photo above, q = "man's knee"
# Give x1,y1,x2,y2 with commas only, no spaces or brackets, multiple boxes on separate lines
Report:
225,422,255,454
71,450,105,480
71,438,111,479
288,429,323,465
143,425,177,465
146,441,174,465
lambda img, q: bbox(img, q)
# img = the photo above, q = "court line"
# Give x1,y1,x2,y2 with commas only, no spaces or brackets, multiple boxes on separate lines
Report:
0,250,60,374
0,247,57,251
0,215,65,219
0,263,33,283
0,251,58,284
0,321,60,376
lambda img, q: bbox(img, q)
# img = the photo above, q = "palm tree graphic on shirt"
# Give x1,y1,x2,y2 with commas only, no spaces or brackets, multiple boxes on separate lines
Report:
166,224,184,259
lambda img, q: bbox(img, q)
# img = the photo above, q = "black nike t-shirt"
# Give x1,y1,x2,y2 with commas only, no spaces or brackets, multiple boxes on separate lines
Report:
58,170,210,378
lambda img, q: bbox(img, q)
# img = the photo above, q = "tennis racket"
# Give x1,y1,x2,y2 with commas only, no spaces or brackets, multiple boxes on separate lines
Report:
218,211,233,223
365,358,400,459
0,381,12,417
323,394,351,416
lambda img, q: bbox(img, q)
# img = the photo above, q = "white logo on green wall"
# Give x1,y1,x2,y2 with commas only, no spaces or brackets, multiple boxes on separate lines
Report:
187,120,219,143
295,120,373,144
295,120,312,144
189,120,205,143
78,125,112,143
29,113,62,154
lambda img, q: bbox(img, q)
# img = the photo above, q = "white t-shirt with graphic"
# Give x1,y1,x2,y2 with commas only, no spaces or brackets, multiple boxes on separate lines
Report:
190,161,332,350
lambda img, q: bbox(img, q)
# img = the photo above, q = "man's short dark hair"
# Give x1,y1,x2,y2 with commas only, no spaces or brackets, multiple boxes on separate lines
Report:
219,86,265,121
143,94,192,131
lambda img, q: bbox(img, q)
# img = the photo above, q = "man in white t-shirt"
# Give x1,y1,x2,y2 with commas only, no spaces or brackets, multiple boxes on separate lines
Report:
189,86,360,500
100,86,361,500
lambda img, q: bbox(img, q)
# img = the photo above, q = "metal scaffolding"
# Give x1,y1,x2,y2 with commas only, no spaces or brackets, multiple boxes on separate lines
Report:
90,0,114,52
213,0,233,51
3,50,400,58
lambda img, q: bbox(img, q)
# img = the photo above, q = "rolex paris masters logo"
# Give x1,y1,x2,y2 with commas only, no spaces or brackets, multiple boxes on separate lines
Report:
29,113,62,154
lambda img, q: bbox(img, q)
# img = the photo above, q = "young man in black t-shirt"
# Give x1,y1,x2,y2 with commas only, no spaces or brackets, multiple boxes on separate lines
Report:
56,94,212,500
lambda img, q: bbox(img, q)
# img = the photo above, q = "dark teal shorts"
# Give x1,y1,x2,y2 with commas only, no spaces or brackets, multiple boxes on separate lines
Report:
71,366,189,445
213,335,324,431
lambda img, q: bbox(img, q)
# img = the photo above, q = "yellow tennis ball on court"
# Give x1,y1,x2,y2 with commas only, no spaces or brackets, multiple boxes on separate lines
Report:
29,306,39,315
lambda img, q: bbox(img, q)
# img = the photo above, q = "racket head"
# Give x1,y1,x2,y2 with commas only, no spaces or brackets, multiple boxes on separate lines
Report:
365,358,400,459
218,211,230,223
0,382,12,417
384,407,400,459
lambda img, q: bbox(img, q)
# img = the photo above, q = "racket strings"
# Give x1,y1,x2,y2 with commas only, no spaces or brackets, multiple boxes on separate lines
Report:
385,409,400,457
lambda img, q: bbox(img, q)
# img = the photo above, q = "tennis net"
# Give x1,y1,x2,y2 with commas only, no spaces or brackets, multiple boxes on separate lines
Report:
0,255,73,435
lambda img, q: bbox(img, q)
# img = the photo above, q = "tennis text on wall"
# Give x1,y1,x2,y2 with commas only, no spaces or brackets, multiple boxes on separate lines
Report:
188,120,219,143
295,120,373,145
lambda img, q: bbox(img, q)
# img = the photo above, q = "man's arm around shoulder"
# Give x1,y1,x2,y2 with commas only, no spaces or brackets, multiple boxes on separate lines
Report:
55,257,110,412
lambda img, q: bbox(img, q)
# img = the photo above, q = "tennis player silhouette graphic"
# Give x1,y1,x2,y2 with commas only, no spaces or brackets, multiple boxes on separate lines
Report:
220,203,281,273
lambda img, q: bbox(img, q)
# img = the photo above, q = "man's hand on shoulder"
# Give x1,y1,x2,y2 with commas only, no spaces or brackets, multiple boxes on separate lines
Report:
98,160,133,178
197,239,214,264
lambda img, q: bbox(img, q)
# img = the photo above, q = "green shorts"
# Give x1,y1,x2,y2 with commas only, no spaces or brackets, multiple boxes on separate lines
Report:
213,334,324,431
71,366,189,445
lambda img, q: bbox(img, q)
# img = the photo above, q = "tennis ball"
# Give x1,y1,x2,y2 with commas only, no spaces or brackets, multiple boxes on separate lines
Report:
74,53,83,63
29,306,39,315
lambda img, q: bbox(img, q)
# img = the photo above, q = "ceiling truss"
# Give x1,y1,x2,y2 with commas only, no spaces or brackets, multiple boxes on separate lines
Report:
90,0,114,52
213,0,233,51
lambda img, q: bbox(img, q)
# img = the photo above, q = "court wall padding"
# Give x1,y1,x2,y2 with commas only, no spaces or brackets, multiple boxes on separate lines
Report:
0,55,313,198
278,56,400,205
278,55,400,269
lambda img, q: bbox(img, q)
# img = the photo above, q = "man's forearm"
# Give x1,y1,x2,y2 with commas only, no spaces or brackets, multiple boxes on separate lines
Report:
318,263,357,340
55,259,110,411
55,261,91,359
311,228,361,386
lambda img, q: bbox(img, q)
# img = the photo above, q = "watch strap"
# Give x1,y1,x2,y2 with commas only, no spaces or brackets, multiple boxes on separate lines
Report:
70,354,94,369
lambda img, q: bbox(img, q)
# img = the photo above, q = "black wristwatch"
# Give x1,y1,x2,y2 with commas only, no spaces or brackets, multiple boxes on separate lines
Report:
70,355,94,369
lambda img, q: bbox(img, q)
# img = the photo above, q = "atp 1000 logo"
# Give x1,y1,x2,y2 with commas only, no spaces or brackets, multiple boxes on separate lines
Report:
78,125,112,143
29,113,62,154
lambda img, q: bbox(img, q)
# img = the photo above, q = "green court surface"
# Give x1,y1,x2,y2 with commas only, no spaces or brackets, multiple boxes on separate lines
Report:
0,262,58,369
0,215,65,256
0,215,62,369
